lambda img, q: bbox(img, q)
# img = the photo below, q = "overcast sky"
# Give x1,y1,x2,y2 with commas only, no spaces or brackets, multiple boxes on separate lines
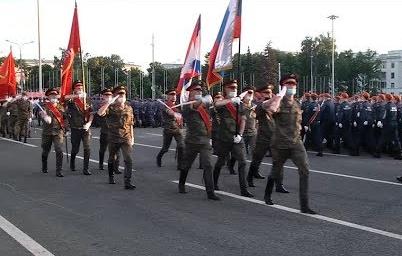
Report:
1,0,401,70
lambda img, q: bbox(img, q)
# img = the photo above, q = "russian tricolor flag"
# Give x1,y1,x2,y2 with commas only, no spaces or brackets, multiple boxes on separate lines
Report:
176,15,202,103
207,0,242,89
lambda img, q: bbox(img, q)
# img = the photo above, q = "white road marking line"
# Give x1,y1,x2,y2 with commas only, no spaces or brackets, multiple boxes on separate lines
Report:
172,181,402,241
307,150,349,157
0,137,38,148
145,133,163,137
0,214,54,256
130,141,402,187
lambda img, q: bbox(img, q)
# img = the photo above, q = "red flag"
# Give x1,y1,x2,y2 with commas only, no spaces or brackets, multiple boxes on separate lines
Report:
60,2,81,100
0,51,17,99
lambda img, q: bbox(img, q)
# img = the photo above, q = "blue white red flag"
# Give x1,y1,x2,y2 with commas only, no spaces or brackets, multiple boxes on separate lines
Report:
176,15,201,103
207,0,242,89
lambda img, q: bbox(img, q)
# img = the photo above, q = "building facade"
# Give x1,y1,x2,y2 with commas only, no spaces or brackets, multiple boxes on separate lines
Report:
380,50,402,94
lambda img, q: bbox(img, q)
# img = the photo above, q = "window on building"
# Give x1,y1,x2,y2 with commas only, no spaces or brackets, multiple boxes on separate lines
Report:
391,83,395,88
391,72,395,79
391,63,395,68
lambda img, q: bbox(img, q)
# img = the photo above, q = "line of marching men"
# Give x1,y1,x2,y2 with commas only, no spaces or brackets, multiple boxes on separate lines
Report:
301,91,402,161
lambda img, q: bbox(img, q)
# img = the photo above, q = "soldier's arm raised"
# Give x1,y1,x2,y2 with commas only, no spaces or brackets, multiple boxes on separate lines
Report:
97,96,119,116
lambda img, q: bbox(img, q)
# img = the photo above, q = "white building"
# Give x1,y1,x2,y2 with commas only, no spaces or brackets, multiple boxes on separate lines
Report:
379,50,402,94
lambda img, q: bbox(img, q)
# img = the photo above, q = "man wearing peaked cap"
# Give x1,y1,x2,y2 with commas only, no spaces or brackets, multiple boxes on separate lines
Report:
333,91,352,154
97,88,121,173
98,85,136,189
383,92,402,159
156,87,184,170
319,92,336,154
65,80,94,176
14,89,33,143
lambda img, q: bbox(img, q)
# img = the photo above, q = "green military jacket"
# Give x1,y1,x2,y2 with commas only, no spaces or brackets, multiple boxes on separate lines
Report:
243,103,257,137
255,102,275,142
65,97,92,129
105,103,135,144
8,102,18,117
182,104,210,145
161,102,181,134
216,102,245,143
42,102,66,136
271,98,303,149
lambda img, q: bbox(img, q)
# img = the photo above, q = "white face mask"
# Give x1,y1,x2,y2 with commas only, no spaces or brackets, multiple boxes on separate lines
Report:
117,96,126,104
286,88,296,96
194,94,202,100
102,96,112,104
227,91,237,98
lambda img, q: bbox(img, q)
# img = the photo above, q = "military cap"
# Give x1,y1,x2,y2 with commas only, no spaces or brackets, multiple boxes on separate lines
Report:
100,88,113,95
255,85,272,93
310,93,318,100
242,85,255,93
186,80,204,91
72,80,84,89
223,79,238,88
385,93,393,101
378,94,386,101
279,74,299,86
362,92,370,100
112,85,127,94
45,88,59,96
165,88,176,95
340,92,349,99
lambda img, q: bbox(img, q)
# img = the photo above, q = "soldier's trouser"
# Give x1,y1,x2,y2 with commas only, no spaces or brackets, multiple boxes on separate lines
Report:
179,143,215,194
213,140,247,192
265,142,310,208
41,134,64,173
8,116,17,138
15,118,29,139
0,118,8,136
384,125,402,155
311,123,323,153
350,126,362,154
108,142,133,183
99,132,119,171
320,122,334,148
157,130,184,168
70,128,91,171
247,140,284,186
374,127,384,155
362,125,374,153
243,134,256,155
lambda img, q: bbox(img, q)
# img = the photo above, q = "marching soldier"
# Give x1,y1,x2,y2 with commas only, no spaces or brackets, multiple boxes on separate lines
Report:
373,94,386,158
97,85,136,190
97,88,121,173
39,88,66,177
178,80,220,200
64,80,93,175
360,92,375,154
247,85,290,193
263,74,316,214
156,89,184,169
319,93,335,150
15,91,33,143
334,93,351,154
7,96,18,140
212,79,253,198
307,93,323,156
211,91,224,155
383,94,402,159
0,99,9,137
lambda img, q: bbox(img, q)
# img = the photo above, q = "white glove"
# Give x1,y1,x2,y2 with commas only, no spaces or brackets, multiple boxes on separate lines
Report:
322,138,327,144
109,95,119,104
6,112,10,116
338,123,343,128
377,121,383,128
278,86,287,98
363,121,368,126
353,121,357,127
304,126,308,132
83,122,91,131
28,118,32,122
43,115,52,124
78,92,87,99
357,112,360,118
201,95,213,105
231,97,241,105
174,112,182,121
335,122,338,126
233,135,242,144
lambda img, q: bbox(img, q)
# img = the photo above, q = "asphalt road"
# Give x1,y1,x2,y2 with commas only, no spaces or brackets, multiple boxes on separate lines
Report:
0,126,401,256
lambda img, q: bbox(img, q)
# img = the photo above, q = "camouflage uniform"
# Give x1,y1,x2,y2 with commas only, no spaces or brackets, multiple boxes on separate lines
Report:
7,101,18,139
15,98,32,142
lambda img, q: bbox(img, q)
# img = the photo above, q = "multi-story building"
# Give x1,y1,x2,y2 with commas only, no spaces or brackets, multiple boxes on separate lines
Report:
379,50,402,94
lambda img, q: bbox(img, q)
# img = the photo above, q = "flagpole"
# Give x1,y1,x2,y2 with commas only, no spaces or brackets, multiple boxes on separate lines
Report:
37,0,43,94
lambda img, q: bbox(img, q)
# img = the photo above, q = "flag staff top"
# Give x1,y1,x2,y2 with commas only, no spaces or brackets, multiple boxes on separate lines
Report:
37,0,42,94
328,14,338,97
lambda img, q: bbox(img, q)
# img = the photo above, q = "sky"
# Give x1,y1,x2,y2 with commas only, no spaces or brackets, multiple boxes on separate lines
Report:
0,0,401,70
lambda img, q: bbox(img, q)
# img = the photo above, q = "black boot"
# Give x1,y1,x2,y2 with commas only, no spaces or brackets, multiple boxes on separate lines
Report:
240,189,254,198
275,183,290,193
300,176,316,214
41,154,48,173
178,169,188,193
70,155,76,171
55,152,64,177
213,167,221,191
156,153,162,167
396,176,402,183
207,192,221,201
264,178,275,205
124,179,136,190
247,166,256,187
98,152,104,170
228,157,236,175
23,136,27,143
108,161,116,184
83,150,91,175
253,172,265,179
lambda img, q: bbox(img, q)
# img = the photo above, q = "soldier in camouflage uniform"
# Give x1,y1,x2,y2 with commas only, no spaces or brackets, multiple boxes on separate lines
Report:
39,88,66,177
156,89,184,169
263,74,316,214
64,80,94,176
178,80,220,200
7,96,18,140
0,99,9,137
212,80,253,198
97,88,121,173
15,91,33,143
97,86,136,190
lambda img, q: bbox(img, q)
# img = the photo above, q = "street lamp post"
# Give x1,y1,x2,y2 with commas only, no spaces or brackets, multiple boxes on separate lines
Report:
327,15,338,97
5,40,34,92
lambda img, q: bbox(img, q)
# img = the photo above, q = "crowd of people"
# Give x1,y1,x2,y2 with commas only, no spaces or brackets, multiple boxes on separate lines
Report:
1,75,401,216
